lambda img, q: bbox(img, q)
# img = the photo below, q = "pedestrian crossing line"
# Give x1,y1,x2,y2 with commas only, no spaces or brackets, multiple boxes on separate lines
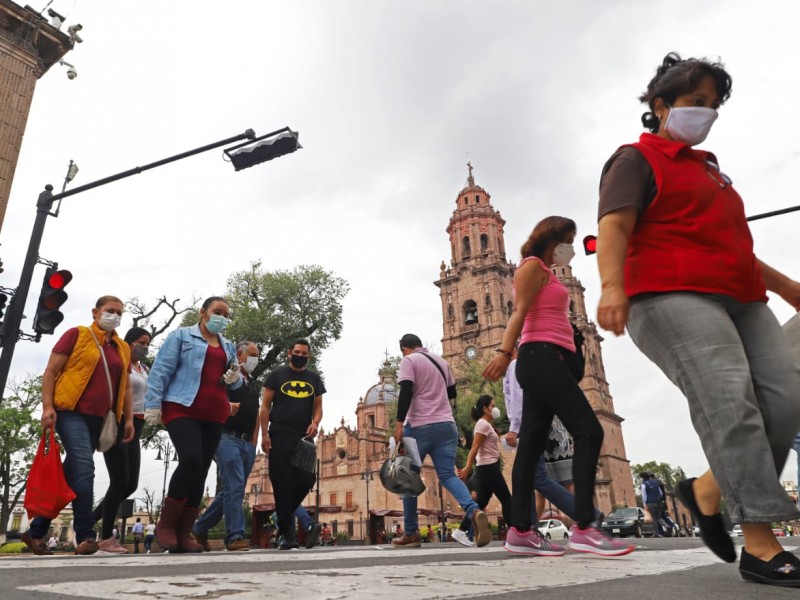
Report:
18,546,751,599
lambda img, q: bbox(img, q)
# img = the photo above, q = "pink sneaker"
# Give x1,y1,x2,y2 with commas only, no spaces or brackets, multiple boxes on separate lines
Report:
504,526,566,556
568,525,634,557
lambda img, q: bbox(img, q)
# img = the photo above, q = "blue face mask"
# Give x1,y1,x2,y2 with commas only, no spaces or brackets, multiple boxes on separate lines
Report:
206,314,229,334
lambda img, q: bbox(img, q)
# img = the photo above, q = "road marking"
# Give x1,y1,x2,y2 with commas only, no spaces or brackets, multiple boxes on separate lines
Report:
17,546,742,598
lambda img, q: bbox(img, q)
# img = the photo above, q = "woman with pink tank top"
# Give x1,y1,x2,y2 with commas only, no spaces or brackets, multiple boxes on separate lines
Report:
483,216,633,558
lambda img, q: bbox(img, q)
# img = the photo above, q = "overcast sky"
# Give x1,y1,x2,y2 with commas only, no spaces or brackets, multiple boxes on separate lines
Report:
3,0,800,502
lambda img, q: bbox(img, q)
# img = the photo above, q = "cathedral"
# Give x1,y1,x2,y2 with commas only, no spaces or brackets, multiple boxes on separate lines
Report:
245,165,636,541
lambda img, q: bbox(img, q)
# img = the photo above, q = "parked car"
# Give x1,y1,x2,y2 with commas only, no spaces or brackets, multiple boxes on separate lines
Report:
773,528,786,537
538,519,569,540
600,507,654,538
731,524,743,537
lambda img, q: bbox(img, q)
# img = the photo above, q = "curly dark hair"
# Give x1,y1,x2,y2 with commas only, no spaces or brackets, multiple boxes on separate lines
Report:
520,216,576,259
639,52,732,133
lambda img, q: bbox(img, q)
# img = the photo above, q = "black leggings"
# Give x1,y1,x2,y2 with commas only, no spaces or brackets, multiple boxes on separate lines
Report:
166,418,222,507
269,432,316,536
94,418,144,539
459,461,512,531
511,342,604,530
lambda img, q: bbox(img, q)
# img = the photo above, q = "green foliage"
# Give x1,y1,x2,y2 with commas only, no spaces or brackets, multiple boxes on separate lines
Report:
0,542,27,554
630,461,687,504
222,262,350,379
333,530,351,541
0,375,43,535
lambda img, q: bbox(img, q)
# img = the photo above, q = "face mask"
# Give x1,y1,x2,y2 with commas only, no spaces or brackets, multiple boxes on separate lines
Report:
243,356,259,374
130,344,148,362
552,243,576,267
664,106,718,146
98,312,121,331
491,407,501,420
290,354,309,369
206,314,229,334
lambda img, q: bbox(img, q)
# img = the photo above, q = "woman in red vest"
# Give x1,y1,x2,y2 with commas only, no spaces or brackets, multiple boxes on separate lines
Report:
597,52,800,587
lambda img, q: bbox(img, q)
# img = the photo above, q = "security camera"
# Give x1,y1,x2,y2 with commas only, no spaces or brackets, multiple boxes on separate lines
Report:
59,60,77,80
67,24,83,44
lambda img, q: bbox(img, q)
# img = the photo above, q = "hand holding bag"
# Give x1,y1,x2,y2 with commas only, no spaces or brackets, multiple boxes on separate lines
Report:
87,328,119,453
24,428,76,519
379,442,426,497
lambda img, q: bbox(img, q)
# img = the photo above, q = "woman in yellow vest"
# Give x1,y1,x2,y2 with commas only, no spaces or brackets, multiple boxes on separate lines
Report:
22,295,134,556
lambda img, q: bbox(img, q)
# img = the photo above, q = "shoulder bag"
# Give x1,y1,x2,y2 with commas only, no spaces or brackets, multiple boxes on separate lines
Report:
87,327,119,453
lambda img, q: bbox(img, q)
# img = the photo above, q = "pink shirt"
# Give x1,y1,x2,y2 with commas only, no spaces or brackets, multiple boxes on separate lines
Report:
517,256,575,351
474,418,500,465
398,348,456,427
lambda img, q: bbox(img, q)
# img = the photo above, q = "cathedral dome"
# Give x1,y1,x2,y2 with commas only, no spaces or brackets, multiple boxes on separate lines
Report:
363,359,399,405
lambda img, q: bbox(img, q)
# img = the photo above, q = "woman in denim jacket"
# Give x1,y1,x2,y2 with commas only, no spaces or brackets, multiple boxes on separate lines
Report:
144,296,243,552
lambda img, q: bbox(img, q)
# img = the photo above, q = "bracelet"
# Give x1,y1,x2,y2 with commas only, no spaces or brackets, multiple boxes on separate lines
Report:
495,348,512,358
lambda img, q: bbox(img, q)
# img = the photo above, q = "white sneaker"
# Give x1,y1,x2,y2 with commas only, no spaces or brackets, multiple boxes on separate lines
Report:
452,529,475,547
97,537,128,554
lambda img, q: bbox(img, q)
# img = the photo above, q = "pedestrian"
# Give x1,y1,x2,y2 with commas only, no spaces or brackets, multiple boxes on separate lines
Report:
321,522,332,546
391,334,491,548
144,296,244,553
92,326,151,554
144,521,156,553
453,395,512,548
259,339,324,550
47,535,58,552
483,218,632,557
596,51,800,586
193,341,262,552
293,505,322,549
503,356,603,530
131,517,144,554
640,473,664,537
22,296,134,557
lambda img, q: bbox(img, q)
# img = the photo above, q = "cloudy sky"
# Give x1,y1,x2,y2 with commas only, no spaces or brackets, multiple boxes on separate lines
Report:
3,0,800,501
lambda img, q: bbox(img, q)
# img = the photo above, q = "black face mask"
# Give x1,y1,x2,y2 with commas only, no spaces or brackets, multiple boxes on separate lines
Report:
290,354,309,369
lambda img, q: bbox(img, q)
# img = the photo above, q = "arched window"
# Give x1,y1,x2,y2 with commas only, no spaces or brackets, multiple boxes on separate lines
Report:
484,294,492,308
463,300,479,325
462,236,471,256
447,304,454,319
480,234,488,252
507,301,513,316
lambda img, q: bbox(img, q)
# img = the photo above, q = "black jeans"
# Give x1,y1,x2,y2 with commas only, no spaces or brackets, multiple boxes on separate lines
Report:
512,342,604,530
166,418,222,507
459,461,512,531
94,418,144,539
269,432,316,537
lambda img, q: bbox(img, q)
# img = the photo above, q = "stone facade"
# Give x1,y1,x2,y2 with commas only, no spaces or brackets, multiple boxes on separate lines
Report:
0,1,73,231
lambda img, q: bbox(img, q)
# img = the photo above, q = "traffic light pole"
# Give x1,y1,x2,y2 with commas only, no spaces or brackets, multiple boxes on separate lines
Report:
0,129,256,402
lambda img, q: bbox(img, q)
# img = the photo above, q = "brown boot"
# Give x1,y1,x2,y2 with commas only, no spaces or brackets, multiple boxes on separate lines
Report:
176,507,204,553
156,496,186,552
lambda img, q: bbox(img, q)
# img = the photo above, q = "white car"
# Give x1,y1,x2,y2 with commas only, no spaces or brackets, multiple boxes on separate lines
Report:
538,519,570,540
731,524,743,537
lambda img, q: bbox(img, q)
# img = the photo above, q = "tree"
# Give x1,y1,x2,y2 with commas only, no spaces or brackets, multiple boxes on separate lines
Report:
0,375,43,538
224,262,350,379
126,295,199,344
630,461,687,504
137,487,158,522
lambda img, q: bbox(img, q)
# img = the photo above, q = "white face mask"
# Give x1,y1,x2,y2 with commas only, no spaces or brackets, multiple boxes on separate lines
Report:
664,106,718,146
98,312,121,332
491,407,501,420
552,243,576,267
243,356,259,374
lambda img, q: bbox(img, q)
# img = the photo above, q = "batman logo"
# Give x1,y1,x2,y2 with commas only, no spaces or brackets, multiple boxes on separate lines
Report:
281,380,315,399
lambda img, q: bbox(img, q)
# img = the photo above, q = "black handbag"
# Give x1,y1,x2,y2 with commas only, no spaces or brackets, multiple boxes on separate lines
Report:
568,322,586,382
291,437,317,474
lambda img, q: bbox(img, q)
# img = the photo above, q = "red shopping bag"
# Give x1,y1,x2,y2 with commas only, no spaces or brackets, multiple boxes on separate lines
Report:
24,428,75,519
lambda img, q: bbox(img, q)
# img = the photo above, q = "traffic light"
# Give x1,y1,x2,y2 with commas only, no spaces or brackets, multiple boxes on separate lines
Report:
33,267,72,335
583,235,597,256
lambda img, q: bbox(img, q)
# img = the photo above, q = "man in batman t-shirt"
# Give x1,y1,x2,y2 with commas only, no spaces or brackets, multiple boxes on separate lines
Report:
260,339,325,550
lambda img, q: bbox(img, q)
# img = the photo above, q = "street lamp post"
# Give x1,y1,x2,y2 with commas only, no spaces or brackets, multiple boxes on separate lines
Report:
156,442,178,513
0,127,301,400
361,469,373,544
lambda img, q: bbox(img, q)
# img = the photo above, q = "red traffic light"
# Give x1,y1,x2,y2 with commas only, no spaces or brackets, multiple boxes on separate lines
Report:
47,270,72,289
583,235,597,256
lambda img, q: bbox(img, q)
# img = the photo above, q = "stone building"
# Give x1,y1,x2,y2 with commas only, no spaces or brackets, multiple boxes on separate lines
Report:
433,164,637,516
0,1,74,231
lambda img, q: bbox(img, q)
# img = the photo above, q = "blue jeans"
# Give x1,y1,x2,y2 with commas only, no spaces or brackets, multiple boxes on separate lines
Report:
193,433,256,544
294,504,313,532
402,421,479,535
628,292,800,523
29,411,101,542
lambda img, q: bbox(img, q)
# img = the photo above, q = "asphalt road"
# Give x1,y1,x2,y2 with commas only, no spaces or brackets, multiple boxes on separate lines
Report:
1,537,797,599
